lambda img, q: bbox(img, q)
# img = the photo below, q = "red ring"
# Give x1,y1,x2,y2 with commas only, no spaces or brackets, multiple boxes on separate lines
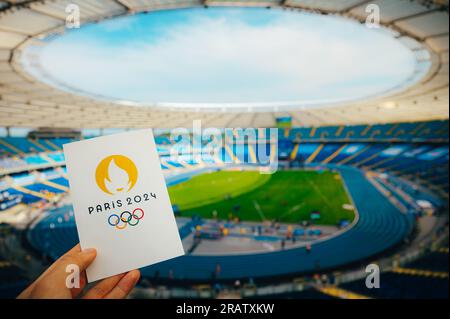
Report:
132,208,144,220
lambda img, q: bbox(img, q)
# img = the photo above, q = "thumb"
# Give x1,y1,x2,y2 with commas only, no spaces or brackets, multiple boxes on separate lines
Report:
62,248,97,272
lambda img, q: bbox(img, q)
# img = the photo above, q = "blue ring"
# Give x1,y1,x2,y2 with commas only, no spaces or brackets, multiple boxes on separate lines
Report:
108,214,120,227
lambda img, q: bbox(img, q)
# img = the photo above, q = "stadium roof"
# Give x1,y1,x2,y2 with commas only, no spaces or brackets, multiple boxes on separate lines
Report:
0,0,448,129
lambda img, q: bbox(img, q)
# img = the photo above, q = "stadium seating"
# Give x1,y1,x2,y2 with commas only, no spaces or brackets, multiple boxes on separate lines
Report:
0,169,68,205
330,245,449,299
0,137,74,156
281,140,449,198
48,177,69,188
0,257,28,299
405,252,449,273
286,121,448,142
23,155,48,165
0,191,22,211
246,288,337,299
0,137,42,154
47,152,65,163
340,273,448,299
0,157,26,171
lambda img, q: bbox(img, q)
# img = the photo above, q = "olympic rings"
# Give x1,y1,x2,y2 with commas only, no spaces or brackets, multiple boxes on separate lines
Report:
108,208,144,230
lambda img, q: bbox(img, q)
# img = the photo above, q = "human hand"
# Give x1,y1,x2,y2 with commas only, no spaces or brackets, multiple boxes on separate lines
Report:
17,244,140,299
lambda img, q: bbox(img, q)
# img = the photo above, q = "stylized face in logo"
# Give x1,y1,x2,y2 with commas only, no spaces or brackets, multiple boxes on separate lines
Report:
95,155,138,195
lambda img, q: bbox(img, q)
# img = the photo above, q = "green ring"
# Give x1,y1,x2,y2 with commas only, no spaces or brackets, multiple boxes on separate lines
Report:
128,218,140,226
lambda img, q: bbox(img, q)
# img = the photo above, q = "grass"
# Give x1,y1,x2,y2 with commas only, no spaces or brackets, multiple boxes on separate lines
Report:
168,170,271,210
168,169,355,225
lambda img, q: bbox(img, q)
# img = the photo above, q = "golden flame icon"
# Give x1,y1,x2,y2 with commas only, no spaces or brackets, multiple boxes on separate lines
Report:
95,155,138,195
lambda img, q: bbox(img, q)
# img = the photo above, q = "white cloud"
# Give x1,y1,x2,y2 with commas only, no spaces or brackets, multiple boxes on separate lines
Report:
34,9,418,107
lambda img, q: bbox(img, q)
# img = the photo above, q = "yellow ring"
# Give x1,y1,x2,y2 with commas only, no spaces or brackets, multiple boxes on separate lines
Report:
115,221,128,230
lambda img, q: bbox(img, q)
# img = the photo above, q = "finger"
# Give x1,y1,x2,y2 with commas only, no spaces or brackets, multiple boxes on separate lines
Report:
71,271,88,298
17,286,33,299
18,244,84,299
65,243,82,255
60,248,97,272
39,244,84,277
83,273,126,299
103,270,140,299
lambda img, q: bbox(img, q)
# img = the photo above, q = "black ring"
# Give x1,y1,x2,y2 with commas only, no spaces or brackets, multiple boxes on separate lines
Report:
120,211,132,223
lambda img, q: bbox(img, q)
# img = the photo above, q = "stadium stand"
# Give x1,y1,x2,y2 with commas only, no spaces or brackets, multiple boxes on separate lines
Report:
339,264,448,299
0,258,28,299
0,190,21,211
0,224,29,298
246,288,338,300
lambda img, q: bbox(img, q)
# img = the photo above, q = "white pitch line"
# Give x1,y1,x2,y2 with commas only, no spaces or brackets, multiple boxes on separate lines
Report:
253,200,266,221
305,178,333,210
279,202,306,219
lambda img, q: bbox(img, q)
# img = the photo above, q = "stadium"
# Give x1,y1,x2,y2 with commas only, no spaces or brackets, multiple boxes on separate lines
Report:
0,0,448,300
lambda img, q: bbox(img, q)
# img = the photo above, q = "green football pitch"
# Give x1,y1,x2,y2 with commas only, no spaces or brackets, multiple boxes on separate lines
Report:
168,170,355,225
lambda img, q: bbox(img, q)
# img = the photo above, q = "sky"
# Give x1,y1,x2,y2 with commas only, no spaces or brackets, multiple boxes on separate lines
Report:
25,7,420,108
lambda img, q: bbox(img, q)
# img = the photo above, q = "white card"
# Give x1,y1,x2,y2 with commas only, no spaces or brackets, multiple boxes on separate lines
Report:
63,129,184,282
